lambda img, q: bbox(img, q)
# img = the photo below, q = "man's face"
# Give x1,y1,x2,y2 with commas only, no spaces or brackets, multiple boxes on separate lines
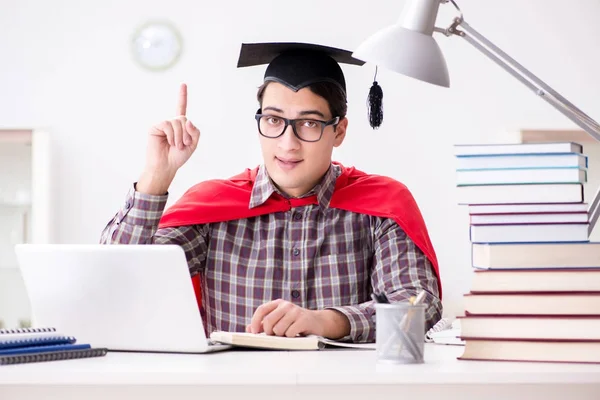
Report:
258,82,347,197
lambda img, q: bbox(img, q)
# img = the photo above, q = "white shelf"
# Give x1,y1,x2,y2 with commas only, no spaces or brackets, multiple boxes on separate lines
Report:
0,129,51,329
0,202,31,208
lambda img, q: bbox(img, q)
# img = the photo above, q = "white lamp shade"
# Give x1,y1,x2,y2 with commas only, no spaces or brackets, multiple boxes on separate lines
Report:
353,23,450,88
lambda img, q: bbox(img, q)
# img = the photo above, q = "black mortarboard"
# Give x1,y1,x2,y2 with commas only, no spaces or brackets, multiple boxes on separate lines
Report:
237,42,384,129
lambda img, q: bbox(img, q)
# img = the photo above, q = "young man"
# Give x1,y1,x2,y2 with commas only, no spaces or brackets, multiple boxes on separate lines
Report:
100,42,442,343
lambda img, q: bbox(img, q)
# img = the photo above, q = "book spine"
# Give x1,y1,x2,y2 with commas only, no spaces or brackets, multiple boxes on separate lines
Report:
0,348,108,365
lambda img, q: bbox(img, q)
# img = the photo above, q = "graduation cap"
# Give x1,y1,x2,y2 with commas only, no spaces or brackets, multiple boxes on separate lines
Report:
237,42,384,129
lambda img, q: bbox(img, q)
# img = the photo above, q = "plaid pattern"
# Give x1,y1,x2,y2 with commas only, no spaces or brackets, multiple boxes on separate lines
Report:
100,164,442,342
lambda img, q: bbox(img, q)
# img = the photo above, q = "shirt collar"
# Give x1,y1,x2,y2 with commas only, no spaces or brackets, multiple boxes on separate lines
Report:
249,163,341,212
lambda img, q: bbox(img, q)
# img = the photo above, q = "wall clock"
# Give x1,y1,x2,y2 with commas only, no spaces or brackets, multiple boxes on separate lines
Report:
132,21,183,71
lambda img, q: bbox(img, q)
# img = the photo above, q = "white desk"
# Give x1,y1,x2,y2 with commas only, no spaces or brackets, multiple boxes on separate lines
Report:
1,344,599,400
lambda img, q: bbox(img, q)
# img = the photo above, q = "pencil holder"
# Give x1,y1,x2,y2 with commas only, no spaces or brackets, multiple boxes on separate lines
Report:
375,303,426,364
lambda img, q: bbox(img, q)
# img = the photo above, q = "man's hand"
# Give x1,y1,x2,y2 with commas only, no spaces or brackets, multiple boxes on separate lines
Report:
246,299,351,339
137,83,201,195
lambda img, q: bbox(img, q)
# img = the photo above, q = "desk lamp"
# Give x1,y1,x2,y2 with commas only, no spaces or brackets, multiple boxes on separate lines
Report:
352,0,600,235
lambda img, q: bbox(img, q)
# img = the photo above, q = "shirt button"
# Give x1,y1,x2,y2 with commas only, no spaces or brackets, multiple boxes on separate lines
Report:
291,290,300,299
292,248,300,256
125,201,132,209
293,212,302,220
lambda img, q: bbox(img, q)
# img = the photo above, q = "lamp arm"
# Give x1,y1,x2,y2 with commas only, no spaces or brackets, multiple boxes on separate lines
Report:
436,17,600,235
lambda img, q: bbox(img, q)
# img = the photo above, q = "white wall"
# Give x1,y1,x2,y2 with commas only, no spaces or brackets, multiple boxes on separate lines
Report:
2,0,600,318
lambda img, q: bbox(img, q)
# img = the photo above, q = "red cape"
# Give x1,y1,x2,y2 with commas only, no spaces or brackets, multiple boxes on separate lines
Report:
159,163,441,310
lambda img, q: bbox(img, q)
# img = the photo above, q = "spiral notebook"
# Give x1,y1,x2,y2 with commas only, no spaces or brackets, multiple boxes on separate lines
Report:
0,327,63,342
0,326,78,350
0,343,92,356
425,318,464,346
0,347,108,365
0,327,57,334
0,327,108,366
0,336,77,350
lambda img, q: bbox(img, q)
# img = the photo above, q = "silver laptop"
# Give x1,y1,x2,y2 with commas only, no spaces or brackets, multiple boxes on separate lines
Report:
14,244,230,353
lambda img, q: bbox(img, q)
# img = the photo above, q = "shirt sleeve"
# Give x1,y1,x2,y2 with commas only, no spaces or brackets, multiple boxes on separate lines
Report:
328,217,442,343
99,184,209,276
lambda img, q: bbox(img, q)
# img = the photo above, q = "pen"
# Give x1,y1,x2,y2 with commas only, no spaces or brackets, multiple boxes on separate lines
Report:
400,291,427,329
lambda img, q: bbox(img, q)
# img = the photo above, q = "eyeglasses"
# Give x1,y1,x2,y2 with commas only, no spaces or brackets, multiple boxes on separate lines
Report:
255,113,340,142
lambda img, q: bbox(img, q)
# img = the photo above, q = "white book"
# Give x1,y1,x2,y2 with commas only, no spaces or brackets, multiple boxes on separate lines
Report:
454,142,582,156
468,203,588,214
470,223,589,243
459,315,600,341
470,212,588,225
471,242,600,269
456,168,586,185
456,183,583,205
463,293,600,316
455,153,586,170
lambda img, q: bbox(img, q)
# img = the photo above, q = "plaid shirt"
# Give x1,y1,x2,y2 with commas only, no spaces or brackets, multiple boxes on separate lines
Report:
100,164,442,342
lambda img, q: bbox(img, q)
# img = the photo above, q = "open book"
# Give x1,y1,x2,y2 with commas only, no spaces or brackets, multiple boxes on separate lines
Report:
209,331,375,350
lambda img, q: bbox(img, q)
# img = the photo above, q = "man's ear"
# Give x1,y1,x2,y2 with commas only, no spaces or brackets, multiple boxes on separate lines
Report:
333,117,348,147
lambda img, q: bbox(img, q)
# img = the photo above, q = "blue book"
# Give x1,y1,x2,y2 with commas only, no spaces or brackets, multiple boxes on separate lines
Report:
456,167,586,186
0,343,91,356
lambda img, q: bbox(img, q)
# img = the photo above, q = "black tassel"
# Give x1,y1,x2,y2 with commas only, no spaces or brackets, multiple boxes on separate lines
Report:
367,67,383,129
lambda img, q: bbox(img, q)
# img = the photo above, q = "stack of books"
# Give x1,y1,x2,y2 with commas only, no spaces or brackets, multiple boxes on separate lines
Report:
0,327,107,365
453,141,600,363
455,142,589,243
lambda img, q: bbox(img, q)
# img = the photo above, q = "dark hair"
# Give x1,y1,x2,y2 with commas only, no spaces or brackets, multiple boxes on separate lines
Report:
256,81,348,119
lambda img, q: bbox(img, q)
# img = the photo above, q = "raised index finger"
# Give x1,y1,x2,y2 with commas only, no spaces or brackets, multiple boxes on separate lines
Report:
177,83,187,116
